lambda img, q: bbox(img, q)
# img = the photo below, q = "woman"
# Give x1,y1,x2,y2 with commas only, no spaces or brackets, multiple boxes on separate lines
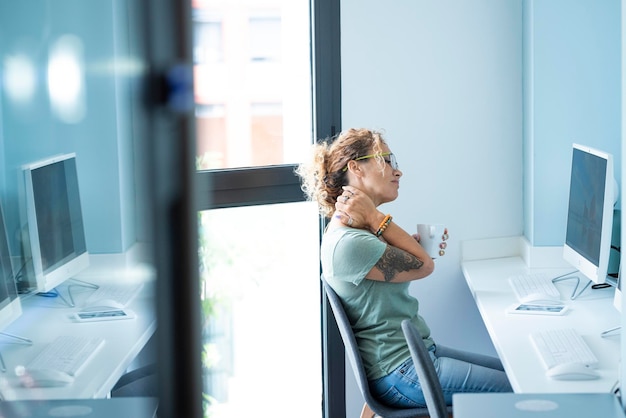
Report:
296,128,511,408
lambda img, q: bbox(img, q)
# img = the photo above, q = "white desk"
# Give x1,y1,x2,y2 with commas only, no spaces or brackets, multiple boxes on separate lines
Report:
462,255,620,393
453,392,625,418
0,264,156,401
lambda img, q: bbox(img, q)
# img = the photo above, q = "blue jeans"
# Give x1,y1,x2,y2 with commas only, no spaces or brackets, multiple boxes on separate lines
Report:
369,345,513,408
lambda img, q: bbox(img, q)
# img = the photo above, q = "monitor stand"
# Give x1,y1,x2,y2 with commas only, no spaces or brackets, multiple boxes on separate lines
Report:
553,273,592,300
37,279,98,308
601,326,621,338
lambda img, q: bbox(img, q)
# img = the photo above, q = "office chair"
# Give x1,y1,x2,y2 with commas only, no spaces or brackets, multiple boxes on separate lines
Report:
401,320,449,418
321,276,453,418
111,363,158,397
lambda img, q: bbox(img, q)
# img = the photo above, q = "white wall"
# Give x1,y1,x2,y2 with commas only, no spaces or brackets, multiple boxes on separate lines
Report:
340,1,523,415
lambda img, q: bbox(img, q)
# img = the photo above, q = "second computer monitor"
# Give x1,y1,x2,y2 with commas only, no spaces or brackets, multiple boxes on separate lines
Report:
563,143,617,285
22,153,90,293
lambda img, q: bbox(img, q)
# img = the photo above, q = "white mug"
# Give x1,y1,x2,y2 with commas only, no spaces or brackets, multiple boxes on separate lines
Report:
417,224,449,259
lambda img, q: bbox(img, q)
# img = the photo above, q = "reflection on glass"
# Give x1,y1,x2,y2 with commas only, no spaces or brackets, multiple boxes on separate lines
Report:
47,34,86,124
199,202,321,417
3,54,36,105
193,0,312,170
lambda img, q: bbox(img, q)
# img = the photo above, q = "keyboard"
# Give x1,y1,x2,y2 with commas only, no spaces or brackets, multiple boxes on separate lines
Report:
508,272,561,301
27,335,105,376
529,328,599,370
84,283,143,307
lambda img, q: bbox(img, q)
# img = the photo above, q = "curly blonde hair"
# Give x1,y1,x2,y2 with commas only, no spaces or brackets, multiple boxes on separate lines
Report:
295,128,388,218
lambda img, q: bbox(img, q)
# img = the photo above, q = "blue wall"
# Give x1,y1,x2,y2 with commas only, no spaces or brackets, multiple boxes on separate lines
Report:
0,0,141,254
524,0,622,246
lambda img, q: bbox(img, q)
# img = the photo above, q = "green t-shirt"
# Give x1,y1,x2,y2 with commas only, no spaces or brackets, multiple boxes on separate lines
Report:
321,227,434,380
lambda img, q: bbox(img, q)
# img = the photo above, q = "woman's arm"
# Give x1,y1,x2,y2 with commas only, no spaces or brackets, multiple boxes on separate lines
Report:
367,221,434,283
335,186,434,282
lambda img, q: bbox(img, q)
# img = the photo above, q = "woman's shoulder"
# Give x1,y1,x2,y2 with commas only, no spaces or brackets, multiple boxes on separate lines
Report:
323,227,382,252
325,225,374,238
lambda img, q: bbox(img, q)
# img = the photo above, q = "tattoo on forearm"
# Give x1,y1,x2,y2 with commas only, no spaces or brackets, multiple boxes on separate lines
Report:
376,246,424,282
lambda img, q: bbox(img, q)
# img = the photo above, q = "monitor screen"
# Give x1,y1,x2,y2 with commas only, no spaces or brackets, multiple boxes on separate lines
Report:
23,153,89,292
563,144,615,285
0,200,22,330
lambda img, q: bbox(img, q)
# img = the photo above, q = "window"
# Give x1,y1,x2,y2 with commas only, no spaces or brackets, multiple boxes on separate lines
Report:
196,104,226,170
193,0,342,416
249,14,281,62
250,102,282,166
192,1,311,170
192,1,332,417
200,203,320,417
193,19,223,64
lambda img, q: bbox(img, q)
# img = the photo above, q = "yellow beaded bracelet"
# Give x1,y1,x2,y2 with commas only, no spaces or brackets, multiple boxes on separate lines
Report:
375,214,392,236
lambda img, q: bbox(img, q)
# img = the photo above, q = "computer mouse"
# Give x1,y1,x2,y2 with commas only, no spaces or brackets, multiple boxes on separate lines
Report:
545,363,600,381
520,293,562,305
80,299,124,312
19,368,75,387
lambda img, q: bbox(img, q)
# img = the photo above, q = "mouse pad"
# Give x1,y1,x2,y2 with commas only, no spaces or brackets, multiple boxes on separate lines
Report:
0,397,158,418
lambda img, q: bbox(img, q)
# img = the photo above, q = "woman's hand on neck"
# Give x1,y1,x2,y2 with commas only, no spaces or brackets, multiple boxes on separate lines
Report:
331,186,384,233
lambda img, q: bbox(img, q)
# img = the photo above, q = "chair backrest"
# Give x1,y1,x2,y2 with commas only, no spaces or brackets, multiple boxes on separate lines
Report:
401,319,450,418
321,276,432,418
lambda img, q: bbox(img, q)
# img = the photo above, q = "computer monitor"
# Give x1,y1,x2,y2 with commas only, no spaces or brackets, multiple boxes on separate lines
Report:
22,153,89,293
563,143,617,285
0,200,22,331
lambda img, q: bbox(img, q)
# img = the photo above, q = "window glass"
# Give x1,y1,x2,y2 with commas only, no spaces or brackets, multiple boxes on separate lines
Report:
192,0,312,170
193,19,223,64
193,2,320,417
200,202,321,417
196,104,227,170
249,15,281,62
